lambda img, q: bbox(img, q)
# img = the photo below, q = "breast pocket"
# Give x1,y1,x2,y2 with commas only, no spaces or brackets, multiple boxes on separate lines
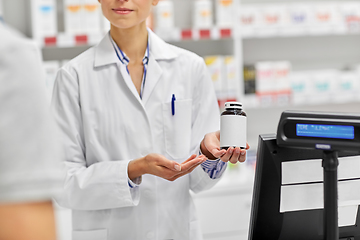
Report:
162,99,192,160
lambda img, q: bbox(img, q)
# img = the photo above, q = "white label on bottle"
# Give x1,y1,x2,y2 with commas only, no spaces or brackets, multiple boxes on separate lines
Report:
220,115,247,148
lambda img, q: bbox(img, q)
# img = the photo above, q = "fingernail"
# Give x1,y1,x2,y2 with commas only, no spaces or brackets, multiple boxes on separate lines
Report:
174,164,181,171
235,149,240,154
241,151,246,156
229,149,233,154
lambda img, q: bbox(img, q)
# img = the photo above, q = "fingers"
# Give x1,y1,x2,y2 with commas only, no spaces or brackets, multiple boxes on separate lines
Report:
219,147,234,162
229,148,241,164
238,149,247,163
154,155,205,181
220,147,247,164
169,162,202,181
169,157,206,181
181,154,198,164
210,148,226,159
180,155,206,170
157,155,183,172
145,153,183,180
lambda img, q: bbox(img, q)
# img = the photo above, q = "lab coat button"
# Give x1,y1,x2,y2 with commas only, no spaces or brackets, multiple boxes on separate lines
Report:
146,231,155,239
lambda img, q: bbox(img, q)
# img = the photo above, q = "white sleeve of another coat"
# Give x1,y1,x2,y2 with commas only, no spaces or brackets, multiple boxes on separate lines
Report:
189,56,223,194
51,68,139,211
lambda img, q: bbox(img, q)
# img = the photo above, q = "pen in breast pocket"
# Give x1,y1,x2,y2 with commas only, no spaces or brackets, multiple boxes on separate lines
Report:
171,94,176,116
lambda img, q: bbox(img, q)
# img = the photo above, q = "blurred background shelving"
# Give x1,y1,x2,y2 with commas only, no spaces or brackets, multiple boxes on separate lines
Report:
2,0,360,239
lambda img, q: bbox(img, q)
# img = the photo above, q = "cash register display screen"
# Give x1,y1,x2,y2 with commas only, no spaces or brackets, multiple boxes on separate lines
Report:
296,124,355,139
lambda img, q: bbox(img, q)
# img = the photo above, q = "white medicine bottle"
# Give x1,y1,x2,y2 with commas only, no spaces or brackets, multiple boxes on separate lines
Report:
220,102,247,150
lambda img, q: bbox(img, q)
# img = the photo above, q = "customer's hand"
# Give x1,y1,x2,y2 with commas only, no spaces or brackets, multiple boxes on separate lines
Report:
128,153,207,182
200,130,250,164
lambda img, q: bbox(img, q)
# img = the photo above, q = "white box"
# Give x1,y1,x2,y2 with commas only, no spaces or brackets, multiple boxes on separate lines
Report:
30,0,57,40
258,4,287,36
239,4,261,37
274,61,291,92
204,56,225,100
216,0,235,28
289,71,311,105
43,61,60,103
83,0,102,34
286,3,312,35
155,0,174,30
273,61,292,105
309,2,340,35
334,71,359,103
255,61,292,106
339,2,360,33
310,69,338,104
255,61,276,94
193,0,213,29
255,61,276,106
64,0,84,35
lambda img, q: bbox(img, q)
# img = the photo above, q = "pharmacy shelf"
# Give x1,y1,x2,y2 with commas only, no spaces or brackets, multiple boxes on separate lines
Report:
243,93,360,110
40,32,105,48
39,28,234,62
159,26,360,41
38,27,233,48
157,26,360,42
156,27,233,41
242,28,360,39
38,26,360,54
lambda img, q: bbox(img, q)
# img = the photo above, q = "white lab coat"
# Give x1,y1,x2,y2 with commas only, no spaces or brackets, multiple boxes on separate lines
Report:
52,29,221,240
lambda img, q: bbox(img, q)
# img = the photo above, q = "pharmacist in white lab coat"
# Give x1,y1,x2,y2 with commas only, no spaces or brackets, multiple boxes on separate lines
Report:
51,0,249,239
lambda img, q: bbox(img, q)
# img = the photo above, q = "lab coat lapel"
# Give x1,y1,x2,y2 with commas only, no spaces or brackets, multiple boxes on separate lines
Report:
141,55,162,105
141,29,177,105
94,33,143,105
94,33,118,67
117,63,143,105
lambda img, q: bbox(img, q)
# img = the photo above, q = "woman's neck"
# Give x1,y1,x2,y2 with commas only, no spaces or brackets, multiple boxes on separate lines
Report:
110,23,148,63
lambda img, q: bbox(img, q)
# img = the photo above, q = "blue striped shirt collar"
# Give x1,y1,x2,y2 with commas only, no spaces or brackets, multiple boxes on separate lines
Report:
109,32,150,68
109,32,150,99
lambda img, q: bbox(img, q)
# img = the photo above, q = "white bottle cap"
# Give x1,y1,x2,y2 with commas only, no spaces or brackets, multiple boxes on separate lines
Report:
224,102,242,109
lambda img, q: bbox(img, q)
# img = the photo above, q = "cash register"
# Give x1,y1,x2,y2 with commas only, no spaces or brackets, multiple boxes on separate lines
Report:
249,111,360,240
